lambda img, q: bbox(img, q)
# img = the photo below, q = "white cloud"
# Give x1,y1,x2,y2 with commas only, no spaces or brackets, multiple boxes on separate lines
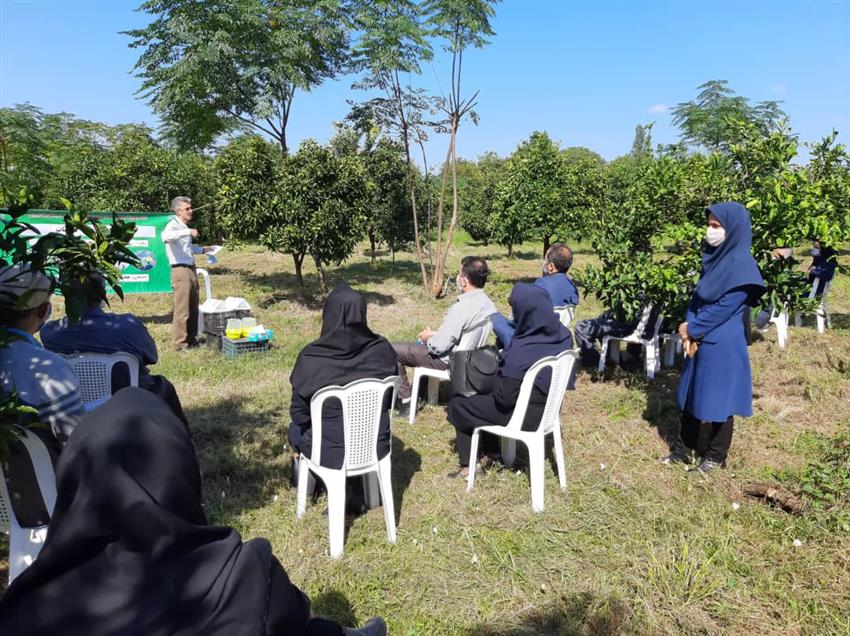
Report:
648,103,668,114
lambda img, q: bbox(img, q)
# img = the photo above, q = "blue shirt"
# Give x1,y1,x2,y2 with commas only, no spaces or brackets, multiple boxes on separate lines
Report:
534,273,579,307
0,328,84,444
40,306,159,389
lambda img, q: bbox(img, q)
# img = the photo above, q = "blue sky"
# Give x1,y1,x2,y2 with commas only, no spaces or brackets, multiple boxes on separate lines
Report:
2,0,849,163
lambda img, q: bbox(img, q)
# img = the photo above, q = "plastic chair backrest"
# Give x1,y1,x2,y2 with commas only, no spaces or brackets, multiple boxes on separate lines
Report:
553,305,576,328
309,376,400,472
808,277,831,300
632,304,654,337
63,352,140,405
505,349,576,433
458,320,493,351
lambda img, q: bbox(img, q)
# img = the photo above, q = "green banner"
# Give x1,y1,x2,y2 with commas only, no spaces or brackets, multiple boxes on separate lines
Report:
14,211,175,294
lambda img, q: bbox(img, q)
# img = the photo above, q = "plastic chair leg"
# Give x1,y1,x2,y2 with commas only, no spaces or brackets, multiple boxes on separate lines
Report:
295,458,310,518
408,371,421,425
663,339,676,368
597,339,609,373
794,311,802,328
325,472,347,558
528,438,546,513
363,473,381,509
426,377,439,405
551,427,567,492
500,438,516,468
377,457,396,544
816,307,827,333
466,430,481,492
645,344,656,380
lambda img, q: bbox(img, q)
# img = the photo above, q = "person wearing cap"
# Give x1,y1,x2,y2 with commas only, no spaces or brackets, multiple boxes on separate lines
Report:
162,196,210,351
0,264,84,445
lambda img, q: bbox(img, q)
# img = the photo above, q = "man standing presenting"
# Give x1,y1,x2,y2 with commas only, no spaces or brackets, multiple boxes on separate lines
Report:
162,196,208,351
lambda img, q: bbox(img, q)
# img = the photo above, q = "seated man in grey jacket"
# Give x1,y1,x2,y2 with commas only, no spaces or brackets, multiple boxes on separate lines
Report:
393,256,496,408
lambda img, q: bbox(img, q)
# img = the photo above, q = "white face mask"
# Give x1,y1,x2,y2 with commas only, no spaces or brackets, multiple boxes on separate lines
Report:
811,247,821,257
706,226,726,247
456,274,464,293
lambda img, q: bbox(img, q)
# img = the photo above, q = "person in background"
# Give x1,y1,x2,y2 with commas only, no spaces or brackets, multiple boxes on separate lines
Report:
289,283,397,476
808,239,837,297
0,388,387,636
491,243,579,348
573,304,658,369
392,256,496,413
0,264,83,445
162,196,210,352
662,202,765,474
753,247,793,330
40,274,188,425
446,284,572,478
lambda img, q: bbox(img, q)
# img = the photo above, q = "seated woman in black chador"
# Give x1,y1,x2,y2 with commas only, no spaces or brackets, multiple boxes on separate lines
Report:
288,283,398,471
0,388,385,636
446,283,573,477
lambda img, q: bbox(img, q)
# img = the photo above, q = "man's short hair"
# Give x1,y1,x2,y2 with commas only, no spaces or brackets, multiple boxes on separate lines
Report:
460,256,489,289
170,196,192,212
545,243,573,273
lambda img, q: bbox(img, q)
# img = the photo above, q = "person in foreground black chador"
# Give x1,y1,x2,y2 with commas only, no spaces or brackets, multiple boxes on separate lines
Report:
0,388,385,636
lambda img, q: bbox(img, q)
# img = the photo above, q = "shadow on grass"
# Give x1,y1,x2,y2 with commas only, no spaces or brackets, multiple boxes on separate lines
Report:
135,312,172,325
184,396,287,524
312,590,358,628
390,435,422,524
827,312,850,330
471,592,632,635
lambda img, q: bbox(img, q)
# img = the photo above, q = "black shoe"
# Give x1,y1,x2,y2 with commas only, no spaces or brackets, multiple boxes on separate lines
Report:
660,453,693,466
395,398,411,418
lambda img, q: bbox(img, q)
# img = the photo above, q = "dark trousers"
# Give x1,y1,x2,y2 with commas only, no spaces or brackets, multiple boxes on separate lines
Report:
672,411,734,463
574,311,639,367
392,342,448,399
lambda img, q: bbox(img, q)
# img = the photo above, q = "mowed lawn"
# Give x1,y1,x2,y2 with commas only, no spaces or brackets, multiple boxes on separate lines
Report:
3,238,849,634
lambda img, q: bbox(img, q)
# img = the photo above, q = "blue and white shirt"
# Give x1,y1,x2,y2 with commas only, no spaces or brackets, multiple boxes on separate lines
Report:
0,328,84,444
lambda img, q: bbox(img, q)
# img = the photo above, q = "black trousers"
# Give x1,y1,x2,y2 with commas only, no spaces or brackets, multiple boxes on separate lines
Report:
392,341,448,399
672,411,734,463
574,311,640,367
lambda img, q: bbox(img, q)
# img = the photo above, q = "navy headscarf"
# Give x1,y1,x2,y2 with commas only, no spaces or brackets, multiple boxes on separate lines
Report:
694,202,765,304
500,283,573,392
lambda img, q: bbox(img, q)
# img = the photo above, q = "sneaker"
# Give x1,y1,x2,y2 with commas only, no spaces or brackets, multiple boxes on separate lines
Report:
689,459,724,473
659,453,693,466
344,617,387,636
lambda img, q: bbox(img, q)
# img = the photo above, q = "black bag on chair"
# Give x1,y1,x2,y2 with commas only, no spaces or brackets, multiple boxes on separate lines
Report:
449,345,500,397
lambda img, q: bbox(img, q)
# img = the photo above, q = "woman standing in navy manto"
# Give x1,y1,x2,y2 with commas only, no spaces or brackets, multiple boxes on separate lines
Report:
662,202,765,473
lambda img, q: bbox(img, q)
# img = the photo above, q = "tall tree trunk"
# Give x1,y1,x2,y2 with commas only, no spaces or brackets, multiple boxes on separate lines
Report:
293,253,305,298
430,131,456,297
312,254,327,293
369,230,377,265
507,243,513,257
437,121,461,291
543,235,551,255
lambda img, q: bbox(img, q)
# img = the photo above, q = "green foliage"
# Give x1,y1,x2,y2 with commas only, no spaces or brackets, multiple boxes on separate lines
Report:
630,123,654,158
213,135,281,242
459,152,504,244
126,0,351,152
260,140,365,294
361,138,414,259
672,80,785,152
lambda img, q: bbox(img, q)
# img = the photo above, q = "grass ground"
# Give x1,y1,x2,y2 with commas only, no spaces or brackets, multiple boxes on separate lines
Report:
3,236,849,634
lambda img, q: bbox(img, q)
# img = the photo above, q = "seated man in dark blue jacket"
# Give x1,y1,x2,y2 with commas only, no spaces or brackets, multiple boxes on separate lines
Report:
492,243,579,347
40,275,188,425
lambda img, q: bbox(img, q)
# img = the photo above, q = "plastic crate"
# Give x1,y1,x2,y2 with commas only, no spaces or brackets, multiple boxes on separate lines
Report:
203,309,252,335
205,332,223,352
222,337,270,359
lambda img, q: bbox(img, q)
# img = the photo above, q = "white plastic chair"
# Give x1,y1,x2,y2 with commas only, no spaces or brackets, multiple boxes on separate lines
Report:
466,349,576,512
0,430,57,583
408,321,493,425
597,305,664,379
794,277,832,334
296,376,400,558
553,305,576,329
196,267,212,340
62,352,140,407
769,307,790,349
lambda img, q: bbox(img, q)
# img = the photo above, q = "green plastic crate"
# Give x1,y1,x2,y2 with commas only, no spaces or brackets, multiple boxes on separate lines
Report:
221,337,270,359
